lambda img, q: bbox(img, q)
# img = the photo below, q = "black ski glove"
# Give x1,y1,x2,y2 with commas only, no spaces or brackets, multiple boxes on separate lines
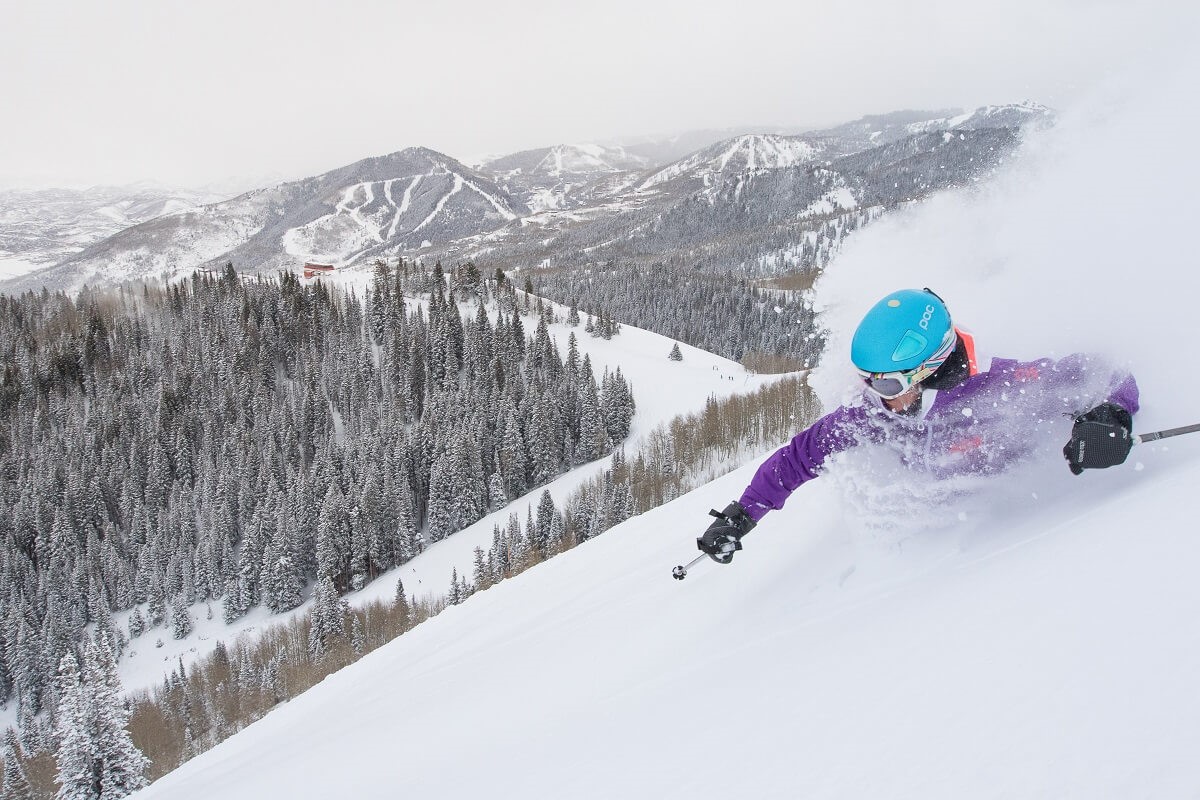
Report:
697,501,757,564
1063,402,1134,475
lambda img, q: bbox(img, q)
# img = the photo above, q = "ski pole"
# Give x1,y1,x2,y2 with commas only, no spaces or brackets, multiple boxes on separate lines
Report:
1135,422,1200,445
672,553,707,581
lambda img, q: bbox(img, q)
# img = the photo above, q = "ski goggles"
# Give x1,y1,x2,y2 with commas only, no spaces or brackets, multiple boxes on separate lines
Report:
857,328,957,399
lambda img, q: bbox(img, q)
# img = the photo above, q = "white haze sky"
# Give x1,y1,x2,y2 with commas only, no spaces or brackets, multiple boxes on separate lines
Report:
0,0,1191,190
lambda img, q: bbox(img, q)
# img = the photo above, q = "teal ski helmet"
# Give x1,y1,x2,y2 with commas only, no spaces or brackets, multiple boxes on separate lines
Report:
851,289,953,374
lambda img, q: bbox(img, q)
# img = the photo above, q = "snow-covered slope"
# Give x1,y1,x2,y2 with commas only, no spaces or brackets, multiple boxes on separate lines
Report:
131,46,1200,799
484,143,646,179
638,133,824,190
132,454,1200,799
482,143,649,212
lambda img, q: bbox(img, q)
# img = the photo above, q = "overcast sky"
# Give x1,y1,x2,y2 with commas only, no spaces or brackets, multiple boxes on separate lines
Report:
0,0,1189,190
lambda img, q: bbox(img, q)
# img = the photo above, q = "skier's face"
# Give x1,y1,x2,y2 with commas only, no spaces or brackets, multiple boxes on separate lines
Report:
882,385,922,413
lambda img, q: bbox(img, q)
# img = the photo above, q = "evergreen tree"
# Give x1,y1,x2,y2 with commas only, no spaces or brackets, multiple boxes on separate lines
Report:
534,491,557,558
2,728,34,800
170,596,193,641
53,652,93,800
315,484,349,589
601,368,636,444
471,547,489,593
486,471,507,512
394,578,411,632
52,637,148,800
308,576,347,659
84,637,148,798
575,366,609,464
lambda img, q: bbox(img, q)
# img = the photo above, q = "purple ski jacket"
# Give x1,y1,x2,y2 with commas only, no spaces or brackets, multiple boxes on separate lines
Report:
738,353,1139,522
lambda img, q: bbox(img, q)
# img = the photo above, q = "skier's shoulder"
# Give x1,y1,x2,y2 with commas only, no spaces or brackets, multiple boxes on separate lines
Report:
981,354,1049,383
984,350,1134,383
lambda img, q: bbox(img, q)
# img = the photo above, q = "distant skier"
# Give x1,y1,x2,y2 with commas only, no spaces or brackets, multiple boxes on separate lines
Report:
698,288,1139,563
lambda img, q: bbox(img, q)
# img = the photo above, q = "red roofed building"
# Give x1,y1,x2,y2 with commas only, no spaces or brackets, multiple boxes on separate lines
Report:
303,262,335,279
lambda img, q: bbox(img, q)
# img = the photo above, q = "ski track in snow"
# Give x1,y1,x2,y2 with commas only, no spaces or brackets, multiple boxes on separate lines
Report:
411,172,462,233
332,168,511,265
389,175,421,238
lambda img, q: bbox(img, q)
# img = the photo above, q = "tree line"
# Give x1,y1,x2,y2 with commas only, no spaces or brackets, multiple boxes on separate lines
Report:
530,266,822,372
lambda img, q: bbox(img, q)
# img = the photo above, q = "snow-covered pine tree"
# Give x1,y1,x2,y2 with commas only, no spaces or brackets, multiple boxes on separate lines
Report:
2,727,34,800
472,547,489,593
394,578,411,632
315,483,350,589
53,636,148,800
170,596,192,641
534,492,557,559
575,363,610,464
486,471,507,512
601,367,635,444
52,652,92,800
308,576,347,659
84,636,148,798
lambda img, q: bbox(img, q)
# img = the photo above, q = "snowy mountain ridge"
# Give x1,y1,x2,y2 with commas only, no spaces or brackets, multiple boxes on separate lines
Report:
0,103,1049,295
637,133,825,191
2,148,526,294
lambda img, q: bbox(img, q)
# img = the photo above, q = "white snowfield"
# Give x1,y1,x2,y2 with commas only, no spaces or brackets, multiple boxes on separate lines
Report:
131,451,1200,800
130,41,1200,798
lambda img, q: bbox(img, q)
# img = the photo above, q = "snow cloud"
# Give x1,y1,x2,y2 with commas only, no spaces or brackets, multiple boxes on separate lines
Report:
809,36,1200,431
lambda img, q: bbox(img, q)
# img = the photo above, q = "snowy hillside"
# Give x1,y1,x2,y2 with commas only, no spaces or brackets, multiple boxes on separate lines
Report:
0,149,526,294
128,47,1200,800
0,184,224,279
481,143,650,213
638,133,824,190
131,454,1200,799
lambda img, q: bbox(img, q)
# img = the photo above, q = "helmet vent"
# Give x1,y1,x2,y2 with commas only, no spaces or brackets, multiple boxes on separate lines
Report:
891,331,928,363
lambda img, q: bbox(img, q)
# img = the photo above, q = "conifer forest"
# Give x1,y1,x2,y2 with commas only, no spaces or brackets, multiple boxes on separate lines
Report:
0,261,637,738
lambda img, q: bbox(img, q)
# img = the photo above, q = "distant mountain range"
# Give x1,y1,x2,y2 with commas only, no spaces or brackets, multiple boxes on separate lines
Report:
0,184,227,278
0,103,1053,293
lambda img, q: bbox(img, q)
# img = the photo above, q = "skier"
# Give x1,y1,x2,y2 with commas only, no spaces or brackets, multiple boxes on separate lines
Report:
698,288,1139,563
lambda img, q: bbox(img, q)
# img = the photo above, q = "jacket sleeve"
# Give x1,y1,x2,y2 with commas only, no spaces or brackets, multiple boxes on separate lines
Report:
738,404,873,522
1032,353,1140,418
1106,371,1139,417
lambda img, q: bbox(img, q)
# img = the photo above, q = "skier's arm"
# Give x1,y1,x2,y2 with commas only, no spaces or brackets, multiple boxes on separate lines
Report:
737,405,870,521
1040,353,1140,417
